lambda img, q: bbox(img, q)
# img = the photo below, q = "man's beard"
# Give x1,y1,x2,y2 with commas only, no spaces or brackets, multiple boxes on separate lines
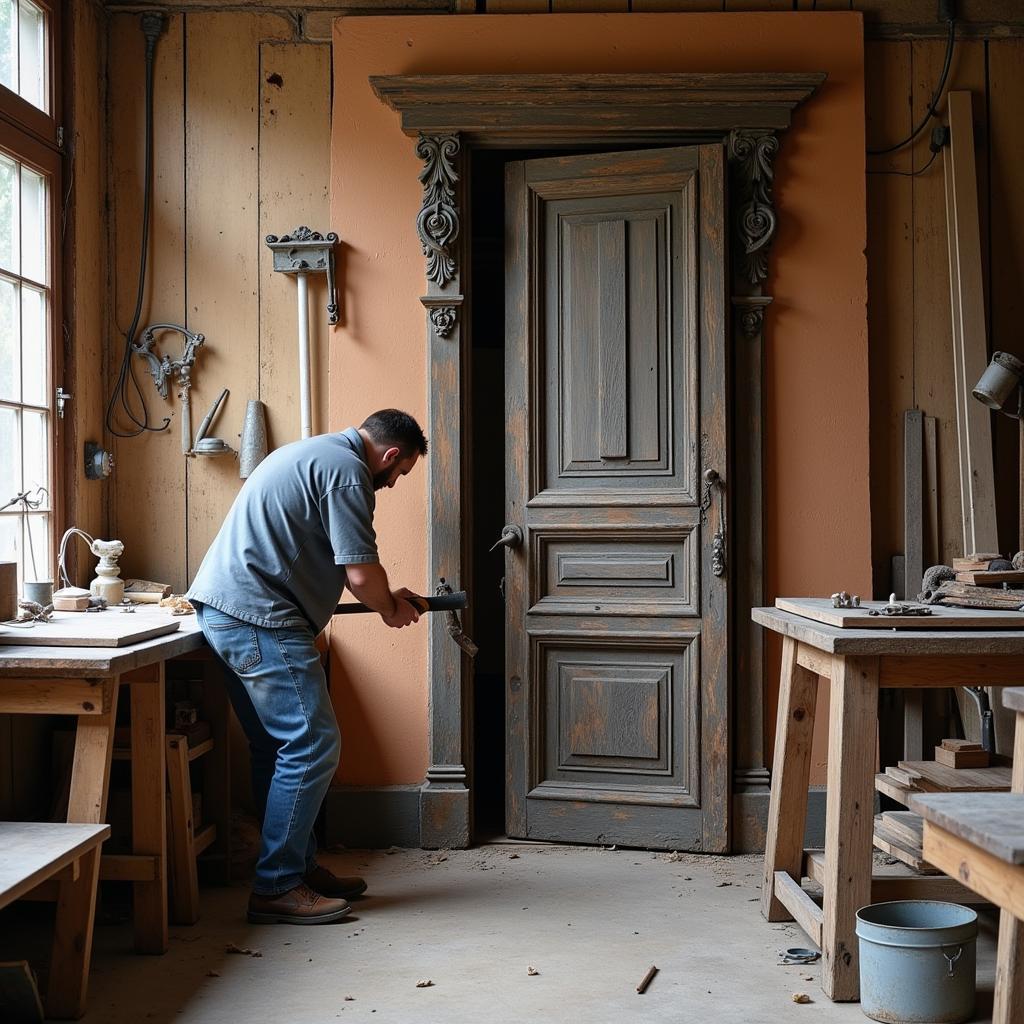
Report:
372,470,390,490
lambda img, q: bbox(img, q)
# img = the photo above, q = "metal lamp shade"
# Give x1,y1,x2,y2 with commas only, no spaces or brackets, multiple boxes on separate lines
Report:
973,351,1024,412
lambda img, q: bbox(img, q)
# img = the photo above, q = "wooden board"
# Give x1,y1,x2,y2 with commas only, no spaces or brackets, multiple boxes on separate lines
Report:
934,745,990,768
0,613,179,648
899,759,1012,793
873,816,939,874
0,822,110,907
956,570,1024,586
911,792,1024,866
775,597,1024,630
881,809,925,846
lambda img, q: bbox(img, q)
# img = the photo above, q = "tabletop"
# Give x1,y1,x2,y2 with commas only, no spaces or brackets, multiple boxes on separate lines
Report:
0,608,206,676
753,605,1024,656
909,792,1024,865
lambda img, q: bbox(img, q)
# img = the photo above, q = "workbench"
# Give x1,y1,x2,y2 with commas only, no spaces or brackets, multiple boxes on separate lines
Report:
0,609,206,957
753,603,1024,1002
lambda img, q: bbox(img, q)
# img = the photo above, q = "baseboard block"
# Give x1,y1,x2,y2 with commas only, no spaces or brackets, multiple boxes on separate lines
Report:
323,785,421,849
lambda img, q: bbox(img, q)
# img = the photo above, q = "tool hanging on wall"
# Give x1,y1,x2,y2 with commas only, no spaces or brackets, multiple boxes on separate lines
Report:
266,227,339,439
191,389,236,458
132,323,205,454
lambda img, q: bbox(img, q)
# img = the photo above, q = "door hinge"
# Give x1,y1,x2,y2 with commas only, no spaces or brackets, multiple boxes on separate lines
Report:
56,386,72,418
57,125,65,150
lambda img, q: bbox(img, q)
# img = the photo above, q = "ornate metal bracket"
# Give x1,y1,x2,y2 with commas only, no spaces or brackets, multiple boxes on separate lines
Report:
421,295,463,340
727,130,780,287
266,226,340,325
416,134,461,290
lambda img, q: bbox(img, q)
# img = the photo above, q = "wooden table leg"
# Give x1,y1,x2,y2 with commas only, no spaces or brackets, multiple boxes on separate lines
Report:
761,636,819,921
821,654,878,1002
66,677,119,824
46,845,102,1019
995,710,1024,1023
127,664,168,954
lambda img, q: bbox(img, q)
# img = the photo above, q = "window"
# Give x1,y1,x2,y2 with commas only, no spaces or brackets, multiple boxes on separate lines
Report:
0,0,58,594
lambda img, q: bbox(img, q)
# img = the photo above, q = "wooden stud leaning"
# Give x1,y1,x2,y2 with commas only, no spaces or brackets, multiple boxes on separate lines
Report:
944,91,998,554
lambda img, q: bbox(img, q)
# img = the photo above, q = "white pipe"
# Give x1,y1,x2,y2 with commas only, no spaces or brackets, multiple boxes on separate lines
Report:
296,271,312,439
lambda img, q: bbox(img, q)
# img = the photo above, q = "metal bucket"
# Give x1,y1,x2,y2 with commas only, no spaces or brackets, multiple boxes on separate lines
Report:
855,901,977,1023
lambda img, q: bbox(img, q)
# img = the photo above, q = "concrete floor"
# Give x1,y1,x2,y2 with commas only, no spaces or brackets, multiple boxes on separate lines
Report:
17,845,1004,1023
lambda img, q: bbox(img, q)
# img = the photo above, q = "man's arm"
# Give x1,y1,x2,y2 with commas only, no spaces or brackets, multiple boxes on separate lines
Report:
345,563,419,627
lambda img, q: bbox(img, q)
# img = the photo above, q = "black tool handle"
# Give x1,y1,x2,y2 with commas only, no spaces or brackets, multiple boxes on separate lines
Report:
334,591,468,615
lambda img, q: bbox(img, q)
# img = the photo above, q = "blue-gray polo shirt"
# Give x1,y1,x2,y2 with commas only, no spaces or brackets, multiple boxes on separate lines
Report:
187,427,378,633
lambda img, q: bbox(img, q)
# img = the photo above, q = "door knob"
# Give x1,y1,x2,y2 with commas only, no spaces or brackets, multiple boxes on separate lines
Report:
489,525,523,552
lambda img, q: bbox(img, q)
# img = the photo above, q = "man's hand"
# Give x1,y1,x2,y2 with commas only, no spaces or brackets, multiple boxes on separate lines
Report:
382,587,420,629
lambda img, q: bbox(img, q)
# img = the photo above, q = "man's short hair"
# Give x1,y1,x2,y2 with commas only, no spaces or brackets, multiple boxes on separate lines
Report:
360,409,428,457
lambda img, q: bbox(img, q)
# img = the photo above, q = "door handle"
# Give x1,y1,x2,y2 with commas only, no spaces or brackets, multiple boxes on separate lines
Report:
489,525,523,552
701,469,727,578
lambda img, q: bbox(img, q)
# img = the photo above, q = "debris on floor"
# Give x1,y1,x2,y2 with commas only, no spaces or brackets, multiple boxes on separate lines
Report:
636,965,658,994
526,966,539,976
225,943,262,957
792,993,813,1004
415,979,434,988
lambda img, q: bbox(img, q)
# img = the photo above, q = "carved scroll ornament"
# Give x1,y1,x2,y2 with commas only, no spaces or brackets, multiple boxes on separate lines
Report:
416,134,461,289
727,130,780,286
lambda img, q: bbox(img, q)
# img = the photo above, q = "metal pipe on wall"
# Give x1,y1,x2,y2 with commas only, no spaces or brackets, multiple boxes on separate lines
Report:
296,272,312,439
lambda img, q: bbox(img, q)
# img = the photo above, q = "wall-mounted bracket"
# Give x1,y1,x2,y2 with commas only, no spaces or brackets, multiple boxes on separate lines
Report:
266,226,340,325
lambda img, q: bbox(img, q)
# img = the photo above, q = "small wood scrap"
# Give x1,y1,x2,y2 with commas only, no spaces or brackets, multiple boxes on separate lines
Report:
952,554,1004,571
636,964,658,994
792,993,812,1004
225,942,262,957
527,966,539,976
934,740,990,769
123,579,172,602
928,581,1024,610
160,595,195,615
415,979,434,988
955,569,1024,586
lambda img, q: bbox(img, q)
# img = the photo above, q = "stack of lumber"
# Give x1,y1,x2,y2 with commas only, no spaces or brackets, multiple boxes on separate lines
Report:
933,554,1024,609
873,810,939,874
877,759,1011,801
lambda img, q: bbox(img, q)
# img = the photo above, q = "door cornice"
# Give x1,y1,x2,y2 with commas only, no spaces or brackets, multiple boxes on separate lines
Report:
371,72,825,143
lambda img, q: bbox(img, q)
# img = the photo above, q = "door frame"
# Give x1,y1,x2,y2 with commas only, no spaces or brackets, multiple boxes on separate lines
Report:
371,73,824,851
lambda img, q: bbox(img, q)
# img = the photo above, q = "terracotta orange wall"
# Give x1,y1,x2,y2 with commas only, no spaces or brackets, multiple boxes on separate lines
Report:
330,12,870,786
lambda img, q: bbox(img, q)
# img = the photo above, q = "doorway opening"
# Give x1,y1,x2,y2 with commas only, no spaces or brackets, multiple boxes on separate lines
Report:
468,148,511,842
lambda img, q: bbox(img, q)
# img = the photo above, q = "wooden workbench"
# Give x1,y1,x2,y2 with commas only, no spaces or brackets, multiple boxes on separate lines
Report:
753,603,1024,1002
0,609,206,956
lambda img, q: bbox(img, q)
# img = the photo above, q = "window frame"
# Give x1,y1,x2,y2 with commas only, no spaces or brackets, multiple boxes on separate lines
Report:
0,0,61,149
0,0,62,589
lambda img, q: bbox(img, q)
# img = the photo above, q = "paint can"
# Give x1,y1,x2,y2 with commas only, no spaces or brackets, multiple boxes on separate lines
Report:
856,901,977,1023
23,579,54,607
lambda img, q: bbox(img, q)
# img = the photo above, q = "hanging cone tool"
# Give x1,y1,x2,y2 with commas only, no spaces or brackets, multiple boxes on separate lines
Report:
239,399,269,478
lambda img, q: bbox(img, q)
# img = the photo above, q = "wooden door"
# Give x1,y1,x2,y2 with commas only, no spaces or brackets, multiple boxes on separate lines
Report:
504,146,729,852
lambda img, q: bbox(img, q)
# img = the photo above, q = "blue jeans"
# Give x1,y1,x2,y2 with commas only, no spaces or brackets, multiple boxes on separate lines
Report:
195,603,341,896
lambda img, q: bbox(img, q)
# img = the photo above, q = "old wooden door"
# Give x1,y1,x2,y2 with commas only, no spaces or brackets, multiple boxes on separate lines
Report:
503,146,729,851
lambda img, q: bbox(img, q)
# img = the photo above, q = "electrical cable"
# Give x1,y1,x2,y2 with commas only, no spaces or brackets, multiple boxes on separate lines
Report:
867,148,940,178
104,13,169,438
867,16,956,158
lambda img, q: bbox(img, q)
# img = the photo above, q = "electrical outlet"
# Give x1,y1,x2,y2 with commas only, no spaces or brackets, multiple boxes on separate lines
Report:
84,442,114,480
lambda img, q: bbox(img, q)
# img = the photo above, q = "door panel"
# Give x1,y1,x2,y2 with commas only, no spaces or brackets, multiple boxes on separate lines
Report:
505,146,728,851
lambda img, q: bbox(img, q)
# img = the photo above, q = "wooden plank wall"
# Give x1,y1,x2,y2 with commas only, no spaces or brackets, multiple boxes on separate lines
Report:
105,11,331,594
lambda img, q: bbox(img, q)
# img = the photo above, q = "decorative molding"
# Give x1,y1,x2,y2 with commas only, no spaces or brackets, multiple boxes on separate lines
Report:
731,295,774,338
373,74,825,142
727,130,780,286
416,134,461,289
429,305,457,338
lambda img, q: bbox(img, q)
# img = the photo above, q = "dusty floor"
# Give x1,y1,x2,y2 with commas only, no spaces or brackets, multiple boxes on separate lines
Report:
9,845,1001,1023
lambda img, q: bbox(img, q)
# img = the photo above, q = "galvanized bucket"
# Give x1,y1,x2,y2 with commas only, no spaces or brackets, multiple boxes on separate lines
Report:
855,901,977,1024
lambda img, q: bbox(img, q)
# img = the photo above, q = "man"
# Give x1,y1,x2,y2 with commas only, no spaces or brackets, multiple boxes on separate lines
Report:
187,409,427,924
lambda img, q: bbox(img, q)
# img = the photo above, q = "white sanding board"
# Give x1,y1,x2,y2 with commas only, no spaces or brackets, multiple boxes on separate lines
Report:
775,597,1024,630
0,611,180,647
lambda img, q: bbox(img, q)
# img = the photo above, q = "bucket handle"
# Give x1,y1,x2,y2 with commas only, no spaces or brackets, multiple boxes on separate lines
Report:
941,945,963,978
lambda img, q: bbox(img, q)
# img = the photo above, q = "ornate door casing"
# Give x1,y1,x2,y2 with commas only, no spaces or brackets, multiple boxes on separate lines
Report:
372,73,824,850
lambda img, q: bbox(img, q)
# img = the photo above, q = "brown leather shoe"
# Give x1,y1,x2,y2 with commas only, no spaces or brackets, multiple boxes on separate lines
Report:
247,882,351,924
303,863,368,899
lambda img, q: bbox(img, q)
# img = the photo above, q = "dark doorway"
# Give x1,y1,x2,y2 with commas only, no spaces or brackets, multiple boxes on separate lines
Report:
469,148,510,840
